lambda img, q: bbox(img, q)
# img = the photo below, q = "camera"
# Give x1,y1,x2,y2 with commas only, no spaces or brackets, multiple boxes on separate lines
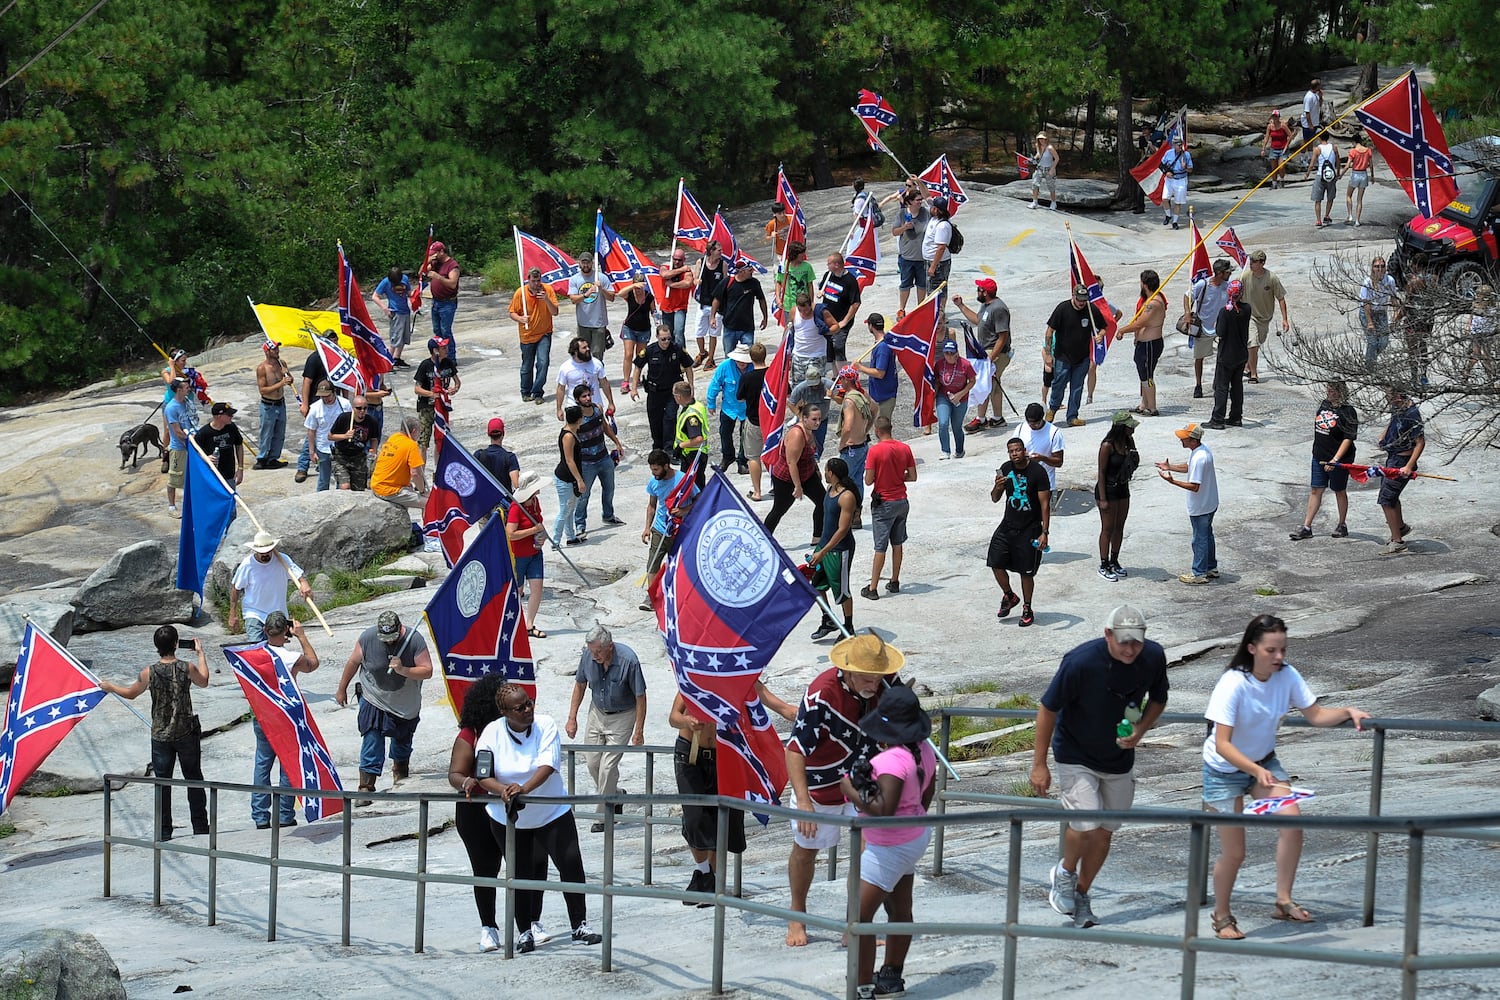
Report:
178,638,197,650
848,752,878,800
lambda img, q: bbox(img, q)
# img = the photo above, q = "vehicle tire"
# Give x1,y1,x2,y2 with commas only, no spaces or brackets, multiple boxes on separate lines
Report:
1441,260,1490,300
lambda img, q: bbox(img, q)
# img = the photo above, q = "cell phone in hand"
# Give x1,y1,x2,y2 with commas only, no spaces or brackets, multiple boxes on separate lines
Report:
475,749,494,780
178,638,196,650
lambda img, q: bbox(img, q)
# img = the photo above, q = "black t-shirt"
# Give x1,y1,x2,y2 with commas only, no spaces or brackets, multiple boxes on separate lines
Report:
737,367,767,427
997,459,1050,535
1215,302,1252,368
633,342,694,393
695,258,727,306
302,351,327,388
193,422,243,478
714,276,765,331
819,270,862,324
623,290,656,332
1312,400,1358,463
329,412,377,459
1046,300,1108,365
414,357,458,410
1041,637,1170,774
474,444,520,485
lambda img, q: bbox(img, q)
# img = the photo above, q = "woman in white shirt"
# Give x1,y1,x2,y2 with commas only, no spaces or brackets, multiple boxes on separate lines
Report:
475,683,603,952
1202,614,1370,940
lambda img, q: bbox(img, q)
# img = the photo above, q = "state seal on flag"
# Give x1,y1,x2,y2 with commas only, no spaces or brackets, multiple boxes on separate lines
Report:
444,463,476,497
456,561,487,618
695,511,777,609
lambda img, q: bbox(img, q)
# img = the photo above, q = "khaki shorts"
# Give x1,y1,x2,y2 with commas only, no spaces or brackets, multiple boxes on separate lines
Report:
1193,334,1217,360
1056,761,1136,832
1250,316,1271,347
991,351,1013,386
167,449,187,488
876,397,897,423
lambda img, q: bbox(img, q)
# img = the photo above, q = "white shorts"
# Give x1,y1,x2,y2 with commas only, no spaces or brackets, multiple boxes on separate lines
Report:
695,304,716,342
790,800,858,850
860,828,931,892
1164,178,1188,205
1056,761,1136,833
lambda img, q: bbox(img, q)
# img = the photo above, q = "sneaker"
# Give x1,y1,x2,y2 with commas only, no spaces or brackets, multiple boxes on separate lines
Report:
167,506,180,519
1097,562,1118,582
1163,215,1171,226
860,585,880,601
954,451,964,459
530,921,552,944
1109,561,1128,578
683,869,706,905
479,926,500,952
874,964,907,997
964,417,985,432
1380,540,1408,555
533,394,545,405
1044,408,1056,422
1068,418,1086,427
1172,222,1181,230
518,929,536,954
393,358,412,369
1206,569,1221,579
1019,605,1035,627
1179,573,1210,585
1073,889,1099,929
1400,522,1412,538
590,820,605,833
857,987,877,1000
638,601,653,612
1029,201,1039,210
997,592,1020,618
1289,525,1313,541
885,580,900,594
1331,523,1349,538
1048,862,1077,915
1193,385,1204,399
571,921,603,945
602,516,626,526
1205,420,1226,430
811,619,840,641
293,469,308,483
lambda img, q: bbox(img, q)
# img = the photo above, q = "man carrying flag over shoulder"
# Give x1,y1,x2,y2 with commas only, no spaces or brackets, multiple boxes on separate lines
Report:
640,449,699,610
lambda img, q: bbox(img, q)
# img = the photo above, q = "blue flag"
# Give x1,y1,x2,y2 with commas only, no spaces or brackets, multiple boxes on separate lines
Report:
176,446,237,599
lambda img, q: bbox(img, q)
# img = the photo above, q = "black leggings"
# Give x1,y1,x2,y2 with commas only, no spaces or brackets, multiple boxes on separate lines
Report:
457,802,522,930
764,470,825,540
506,811,591,931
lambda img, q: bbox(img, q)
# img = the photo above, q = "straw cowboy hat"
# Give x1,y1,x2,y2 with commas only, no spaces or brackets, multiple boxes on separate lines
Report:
246,530,280,553
829,633,905,675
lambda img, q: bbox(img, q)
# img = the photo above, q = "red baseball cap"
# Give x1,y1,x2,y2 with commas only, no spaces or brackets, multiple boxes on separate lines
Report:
428,241,447,254
487,417,505,436
975,278,998,294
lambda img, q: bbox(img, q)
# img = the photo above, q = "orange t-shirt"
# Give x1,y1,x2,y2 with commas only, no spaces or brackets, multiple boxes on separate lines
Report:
510,285,558,344
765,216,790,257
1347,146,1373,171
371,433,423,496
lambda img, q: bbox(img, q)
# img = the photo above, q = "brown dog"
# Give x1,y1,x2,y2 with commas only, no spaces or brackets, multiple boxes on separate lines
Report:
119,422,166,470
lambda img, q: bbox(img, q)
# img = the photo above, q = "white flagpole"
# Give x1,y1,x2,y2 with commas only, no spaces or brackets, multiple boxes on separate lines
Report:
513,226,529,329
670,177,684,259
849,108,913,178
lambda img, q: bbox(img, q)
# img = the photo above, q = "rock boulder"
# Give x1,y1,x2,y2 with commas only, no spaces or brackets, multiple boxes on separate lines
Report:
206,491,415,601
1478,685,1500,720
0,928,126,1000
0,600,75,687
70,541,196,633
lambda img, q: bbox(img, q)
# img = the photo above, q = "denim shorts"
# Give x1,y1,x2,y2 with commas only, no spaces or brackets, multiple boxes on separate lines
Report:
1202,754,1288,812
897,256,926,291
1309,457,1349,491
513,553,544,581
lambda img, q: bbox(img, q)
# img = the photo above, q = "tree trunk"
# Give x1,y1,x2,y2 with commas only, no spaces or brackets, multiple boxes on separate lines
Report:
1082,91,1098,159
1113,69,1136,203
809,137,834,190
1354,11,1379,101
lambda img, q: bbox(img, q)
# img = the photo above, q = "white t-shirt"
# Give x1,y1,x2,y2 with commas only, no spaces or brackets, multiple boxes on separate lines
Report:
1360,274,1398,312
921,218,953,263
1186,444,1217,516
851,191,872,219
304,397,350,456
792,313,823,359
1203,664,1316,772
1192,278,1232,335
474,714,571,829
231,552,306,622
1014,421,1064,491
1037,147,1058,177
557,356,607,402
1302,89,1320,129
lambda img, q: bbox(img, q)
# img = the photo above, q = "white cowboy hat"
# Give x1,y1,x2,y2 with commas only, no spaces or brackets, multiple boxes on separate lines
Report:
513,471,544,504
246,530,280,553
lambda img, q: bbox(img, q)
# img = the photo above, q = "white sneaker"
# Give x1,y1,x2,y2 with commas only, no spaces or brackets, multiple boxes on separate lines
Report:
1029,201,1038,210
167,506,180,519
1048,861,1077,915
529,921,552,944
479,926,500,952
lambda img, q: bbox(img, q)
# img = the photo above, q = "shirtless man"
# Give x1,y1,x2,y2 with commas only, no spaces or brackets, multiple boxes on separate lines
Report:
1114,270,1168,416
254,342,295,469
835,366,875,518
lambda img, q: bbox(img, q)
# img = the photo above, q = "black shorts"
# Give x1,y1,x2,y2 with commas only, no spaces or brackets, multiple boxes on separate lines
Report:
986,525,1042,576
1133,339,1164,382
674,737,746,853
1096,480,1130,503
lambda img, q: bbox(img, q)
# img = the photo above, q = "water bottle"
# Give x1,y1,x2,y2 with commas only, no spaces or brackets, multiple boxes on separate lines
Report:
1116,718,1134,739
1032,539,1051,554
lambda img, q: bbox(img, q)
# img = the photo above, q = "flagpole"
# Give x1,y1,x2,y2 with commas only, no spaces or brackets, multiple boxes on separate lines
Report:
671,178,684,259
187,439,333,635
849,108,913,178
22,614,152,731
512,226,530,329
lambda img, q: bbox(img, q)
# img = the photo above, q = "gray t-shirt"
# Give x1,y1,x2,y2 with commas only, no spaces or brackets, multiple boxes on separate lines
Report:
895,204,929,262
1192,278,1233,336
356,625,428,720
977,298,1012,353
574,643,646,713
568,272,609,328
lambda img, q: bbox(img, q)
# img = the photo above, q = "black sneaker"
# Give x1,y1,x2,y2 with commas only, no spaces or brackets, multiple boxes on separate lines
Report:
997,592,1020,618
810,619,840,641
1097,562,1118,582
1289,525,1313,541
571,922,602,945
1019,605,1035,627
1109,561,1128,578
885,580,900,594
602,516,626,526
874,964,906,997
683,870,705,905
1331,523,1349,538
518,929,536,954
1193,385,1204,399
860,585,880,601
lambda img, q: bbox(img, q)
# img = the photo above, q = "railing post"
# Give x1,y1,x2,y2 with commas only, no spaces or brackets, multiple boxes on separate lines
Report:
414,797,429,954
341,799,352,947
1364,725,1387,927
502,812,517,958
711,801,729,995
602,801,615,973
102,780,112,898
208,787,218,926
1003,816,1022,1000
934,711,951,876
845,815,863,1000
267,794,280,943
1181,819,1208,1000
826,843,839,882
1401,828,1424,1000
152,781,163,906
644,750,655,886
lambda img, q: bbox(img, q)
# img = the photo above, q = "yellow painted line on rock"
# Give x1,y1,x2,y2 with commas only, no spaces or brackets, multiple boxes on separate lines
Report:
1009,229,1035,247
980,264,996,276
1084,232,1119,238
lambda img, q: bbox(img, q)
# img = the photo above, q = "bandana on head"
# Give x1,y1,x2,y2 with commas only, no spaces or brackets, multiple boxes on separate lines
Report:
838,365,860,383
1225,279,1243,306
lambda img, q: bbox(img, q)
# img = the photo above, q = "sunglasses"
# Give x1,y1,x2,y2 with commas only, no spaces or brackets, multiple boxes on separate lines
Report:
503,698,535,713
353,405,367,410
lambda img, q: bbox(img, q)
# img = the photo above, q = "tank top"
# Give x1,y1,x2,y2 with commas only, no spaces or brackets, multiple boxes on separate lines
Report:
554,429,579,484
819,486,855,552
148,659,197,742
1266,124,1289,151
767,423,816,482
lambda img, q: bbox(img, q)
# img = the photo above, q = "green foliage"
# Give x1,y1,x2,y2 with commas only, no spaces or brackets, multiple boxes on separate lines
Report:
1377,0,1500,115
0,821,15,839
942,695,1037,762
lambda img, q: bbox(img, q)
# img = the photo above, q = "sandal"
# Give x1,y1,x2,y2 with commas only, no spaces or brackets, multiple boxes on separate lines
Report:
1273,900,1313,923
1212,913,1245,940
527,626,548,639
1131,406,1149,415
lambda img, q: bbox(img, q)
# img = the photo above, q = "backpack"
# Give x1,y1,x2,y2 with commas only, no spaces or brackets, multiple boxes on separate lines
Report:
947,223,964,255
870,203,886,228
1318,157,1336,184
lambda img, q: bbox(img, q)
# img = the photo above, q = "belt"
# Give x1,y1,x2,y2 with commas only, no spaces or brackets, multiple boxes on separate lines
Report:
260,397,285,406
598,706,632,715
840,439,869,451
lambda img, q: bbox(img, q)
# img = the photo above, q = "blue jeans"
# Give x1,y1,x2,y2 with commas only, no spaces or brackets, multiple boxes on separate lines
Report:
839,440,869,502
431,299,457,360
663,310,687,350
1190,511,1218,577
574,457,616,533
359,727,412,776
251,720,297,825
721,328,754,353
520,335,552,398
151,733,206,837
1365,311,1390,367
1047,357,1088,422
936,395,968,455
257,401,286,463
314,451,333,491
296,434,311,474
553,477,580,544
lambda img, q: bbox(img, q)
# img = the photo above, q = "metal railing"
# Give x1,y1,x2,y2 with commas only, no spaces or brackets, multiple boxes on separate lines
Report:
98,720,1500,999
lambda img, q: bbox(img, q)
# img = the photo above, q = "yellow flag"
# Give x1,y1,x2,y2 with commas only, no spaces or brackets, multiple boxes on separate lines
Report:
250,302,357,352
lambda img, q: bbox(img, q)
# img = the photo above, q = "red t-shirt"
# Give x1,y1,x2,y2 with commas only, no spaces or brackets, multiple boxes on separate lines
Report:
430,258,460,301
866,438,915,501
507,498,543,558
662,269,693,312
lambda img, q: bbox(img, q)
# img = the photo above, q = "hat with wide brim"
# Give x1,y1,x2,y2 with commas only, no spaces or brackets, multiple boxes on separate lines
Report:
513,471,544,504
861,684,932,745
246,530,280,553
830,633,905,675
728,345,753,364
